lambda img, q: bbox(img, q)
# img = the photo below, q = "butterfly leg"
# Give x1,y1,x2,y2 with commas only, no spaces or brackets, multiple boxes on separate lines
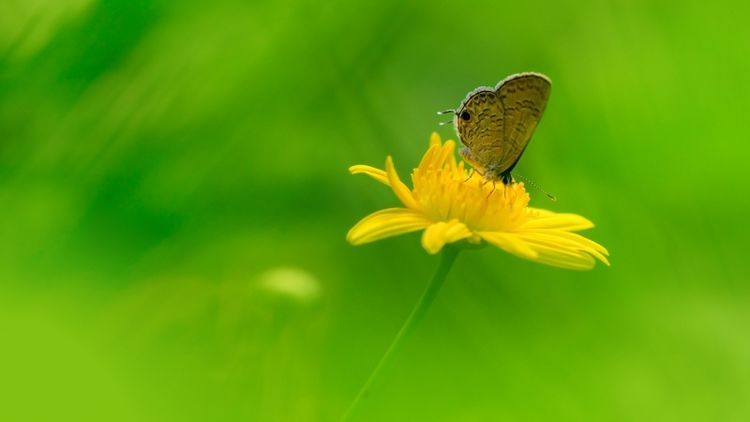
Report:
460,147,485,182
464,168,474,182
500,171,513,185
487,181,497,198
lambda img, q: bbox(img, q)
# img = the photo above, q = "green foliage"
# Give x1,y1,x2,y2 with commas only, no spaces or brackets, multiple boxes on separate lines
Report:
1,0,749,420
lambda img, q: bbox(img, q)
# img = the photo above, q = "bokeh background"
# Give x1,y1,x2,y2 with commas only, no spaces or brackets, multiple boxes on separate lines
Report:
2,0,750,420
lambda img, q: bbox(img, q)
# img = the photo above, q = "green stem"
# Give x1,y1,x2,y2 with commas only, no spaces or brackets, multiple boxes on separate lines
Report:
342,246,460,420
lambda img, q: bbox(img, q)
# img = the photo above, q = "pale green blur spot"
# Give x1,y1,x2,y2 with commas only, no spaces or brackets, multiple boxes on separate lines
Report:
255,267,322,309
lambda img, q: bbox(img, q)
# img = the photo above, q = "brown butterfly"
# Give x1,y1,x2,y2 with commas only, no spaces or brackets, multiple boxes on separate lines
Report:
440,72,551,185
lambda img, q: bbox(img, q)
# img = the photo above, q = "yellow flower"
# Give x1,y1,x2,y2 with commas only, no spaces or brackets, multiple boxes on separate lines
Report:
347,133,610,270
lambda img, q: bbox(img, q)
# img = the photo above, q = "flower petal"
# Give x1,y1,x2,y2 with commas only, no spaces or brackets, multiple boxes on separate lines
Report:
347,208,429,245
417,138,456,171
417,143,443,171
516,231,610,267
385,156,420,210
349,165,390,186
523,210,595,231
477,231,539,260
481,231,599,270
440,140,457,169
523,243,597,270
532,230,610,260
421,220,472,254
534,246,596,271
429,132,442,147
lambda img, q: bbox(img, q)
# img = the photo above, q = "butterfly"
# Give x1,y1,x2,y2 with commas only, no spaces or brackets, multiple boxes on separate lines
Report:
440,72,551,185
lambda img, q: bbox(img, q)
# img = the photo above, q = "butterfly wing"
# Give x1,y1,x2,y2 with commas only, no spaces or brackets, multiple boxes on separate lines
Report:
494,73,551,174
454,88,504,172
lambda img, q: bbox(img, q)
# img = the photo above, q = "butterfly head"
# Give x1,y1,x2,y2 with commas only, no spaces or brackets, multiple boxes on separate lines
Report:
452,88,502,149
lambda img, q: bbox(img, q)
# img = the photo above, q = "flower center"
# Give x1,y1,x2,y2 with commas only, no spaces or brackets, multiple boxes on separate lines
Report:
411,161,530,232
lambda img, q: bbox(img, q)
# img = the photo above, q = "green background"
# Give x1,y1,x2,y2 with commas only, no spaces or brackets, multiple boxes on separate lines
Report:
2,0,749,420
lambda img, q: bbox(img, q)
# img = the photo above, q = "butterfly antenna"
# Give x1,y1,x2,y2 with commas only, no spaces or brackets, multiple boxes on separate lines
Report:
513,173,557,202
438,119,453,126
436,109,455,115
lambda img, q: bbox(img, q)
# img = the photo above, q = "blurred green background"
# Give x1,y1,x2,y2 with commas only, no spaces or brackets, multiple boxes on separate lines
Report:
2,0,749,420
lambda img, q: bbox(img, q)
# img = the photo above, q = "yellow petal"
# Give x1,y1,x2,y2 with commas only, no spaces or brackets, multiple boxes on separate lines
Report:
385,156,420,210
523,242,597,270
347,208,429,245
516,231,610,267
437,140,456,169
417,137,456,171
478,231,539,260
421,220,472,254
482,231,598,270
534,230,610,258
417,143,443,171
523,210,595,231
429,132,442,147
349,165,390,186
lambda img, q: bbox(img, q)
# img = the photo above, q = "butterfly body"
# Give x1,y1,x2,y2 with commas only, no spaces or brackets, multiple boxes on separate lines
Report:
452,72,551,185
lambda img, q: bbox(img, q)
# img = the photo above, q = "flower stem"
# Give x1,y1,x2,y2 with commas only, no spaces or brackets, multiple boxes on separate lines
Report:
342,246,460,420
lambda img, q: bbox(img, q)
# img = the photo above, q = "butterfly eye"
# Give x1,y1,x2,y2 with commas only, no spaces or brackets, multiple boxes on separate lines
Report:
461,110,471,121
